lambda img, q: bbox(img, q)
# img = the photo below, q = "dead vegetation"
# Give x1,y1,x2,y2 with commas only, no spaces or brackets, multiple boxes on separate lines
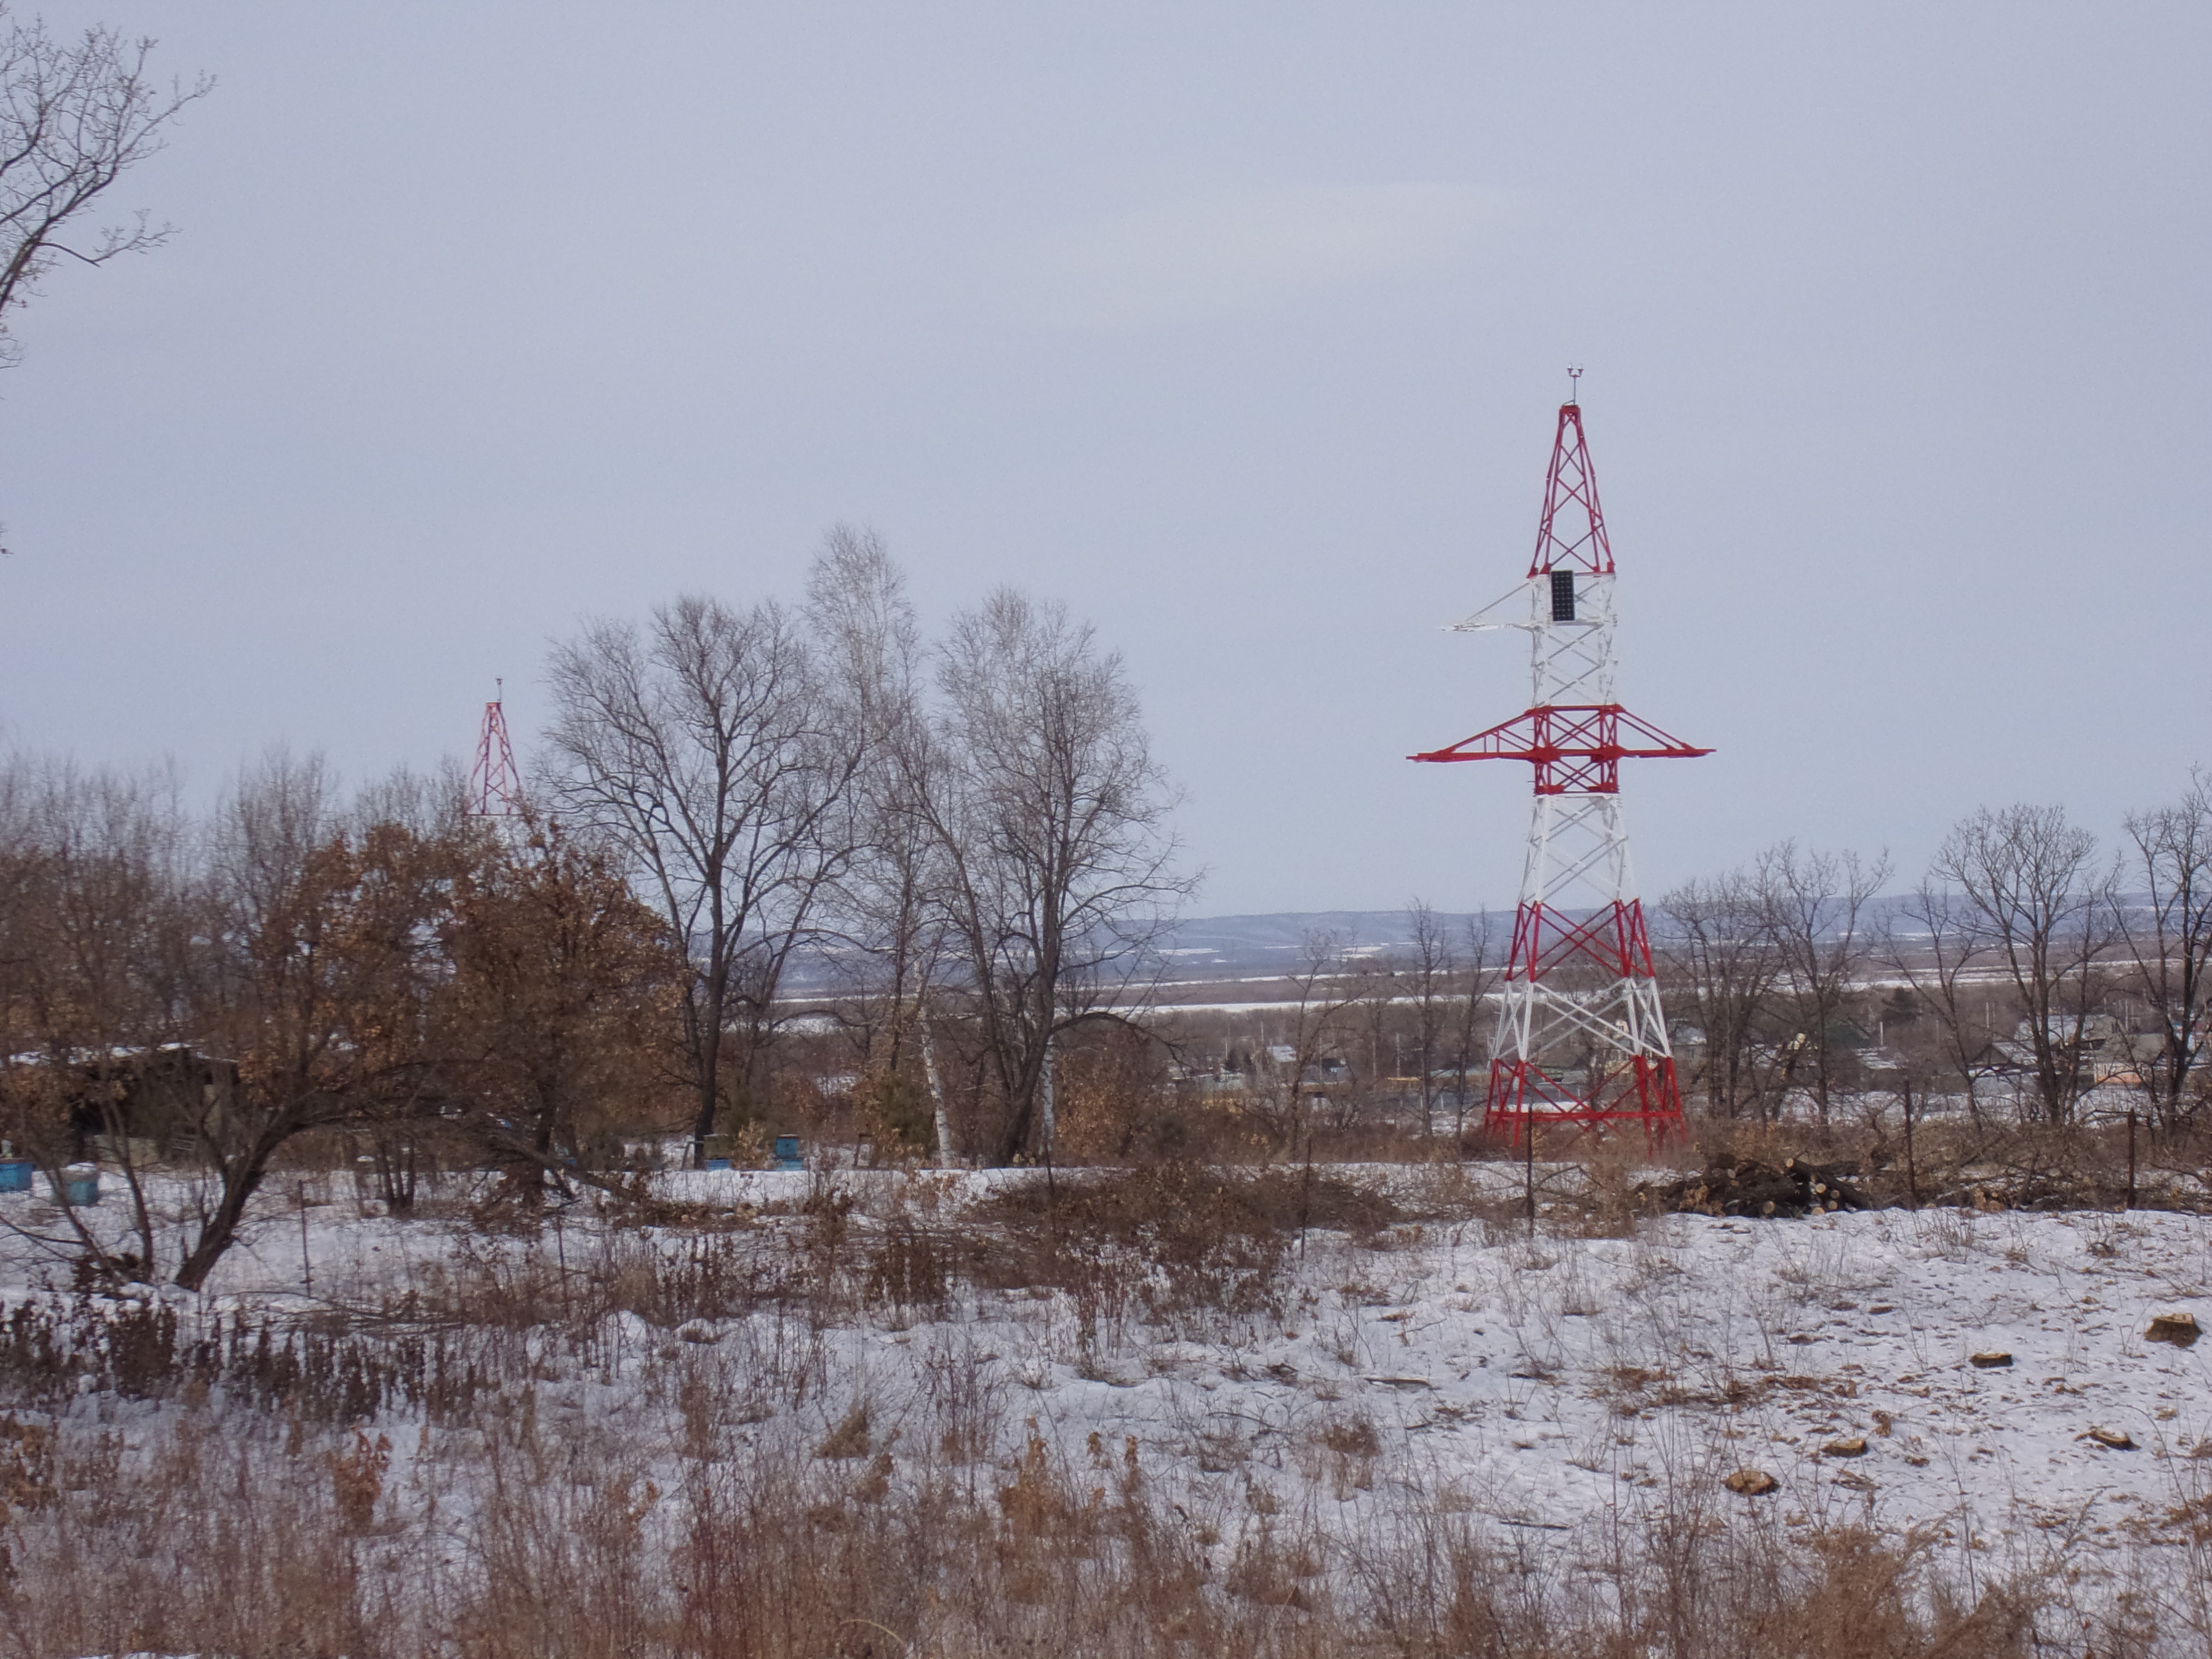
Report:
0,1304,2083,1659
0,1157,2204,1658
1678,1111,2212,1217
0,1396,2070,1659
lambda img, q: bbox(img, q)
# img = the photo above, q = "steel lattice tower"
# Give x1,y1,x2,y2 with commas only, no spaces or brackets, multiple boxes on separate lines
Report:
468,680,523,820
1412,387,1710,1141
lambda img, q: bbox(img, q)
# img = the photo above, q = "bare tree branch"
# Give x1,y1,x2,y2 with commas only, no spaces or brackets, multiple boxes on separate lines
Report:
0,9,211,365
2117,769,2212,1126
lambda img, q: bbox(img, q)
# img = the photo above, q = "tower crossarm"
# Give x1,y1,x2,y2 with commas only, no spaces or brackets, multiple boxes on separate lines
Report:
1409,703,1710,794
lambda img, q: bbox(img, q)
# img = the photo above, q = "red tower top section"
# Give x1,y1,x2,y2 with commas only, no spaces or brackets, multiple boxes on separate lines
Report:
1410,393,1708,781
469,686,522,818
1529,401,1612,578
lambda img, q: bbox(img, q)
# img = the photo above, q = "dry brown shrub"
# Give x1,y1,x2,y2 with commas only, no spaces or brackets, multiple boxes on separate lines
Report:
966,1162,1399,1336
329,1424,390,1533
816,1400,871,1461
0,1416,54,1517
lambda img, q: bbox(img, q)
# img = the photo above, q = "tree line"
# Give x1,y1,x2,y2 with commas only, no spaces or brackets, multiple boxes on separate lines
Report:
1117,789,2209,1154
0,532,1189,1287
0,753,673,1287
1655,786,2212,1131
6,526,2206,1291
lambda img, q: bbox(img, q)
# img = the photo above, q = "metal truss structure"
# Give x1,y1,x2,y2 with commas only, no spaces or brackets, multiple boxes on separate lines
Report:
1412,391,1710,1141
468,681,523,820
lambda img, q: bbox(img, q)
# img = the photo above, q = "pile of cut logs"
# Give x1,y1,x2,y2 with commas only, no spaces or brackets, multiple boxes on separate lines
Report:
1640,1157,1871,1220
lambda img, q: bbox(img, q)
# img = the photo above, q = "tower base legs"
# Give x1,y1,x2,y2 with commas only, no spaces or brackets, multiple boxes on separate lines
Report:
1481,1055,1686,1145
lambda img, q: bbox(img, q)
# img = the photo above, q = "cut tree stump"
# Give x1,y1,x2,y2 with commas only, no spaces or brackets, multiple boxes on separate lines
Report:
1968,1352,2013,1369
1821,1437,1869,1458
2144,1313,2199,1348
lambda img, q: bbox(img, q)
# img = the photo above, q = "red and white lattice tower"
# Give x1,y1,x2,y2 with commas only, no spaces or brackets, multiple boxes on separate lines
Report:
1411,385,1710,1141
469,680,523,819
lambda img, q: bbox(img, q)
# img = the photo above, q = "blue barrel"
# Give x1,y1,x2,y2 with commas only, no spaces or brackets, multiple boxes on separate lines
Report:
51,1165,99,1206
0,1159,32,1193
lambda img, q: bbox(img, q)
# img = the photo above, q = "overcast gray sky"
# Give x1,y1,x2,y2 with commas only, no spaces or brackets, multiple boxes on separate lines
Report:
1,2,2205,916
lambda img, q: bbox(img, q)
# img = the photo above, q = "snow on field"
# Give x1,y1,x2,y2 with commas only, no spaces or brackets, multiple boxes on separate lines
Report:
4,1166,2209,1596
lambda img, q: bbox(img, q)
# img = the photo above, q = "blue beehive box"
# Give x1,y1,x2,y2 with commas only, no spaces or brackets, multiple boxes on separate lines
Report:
51,1164,99,1206
0,1158,32,1193
773,1136,803,1172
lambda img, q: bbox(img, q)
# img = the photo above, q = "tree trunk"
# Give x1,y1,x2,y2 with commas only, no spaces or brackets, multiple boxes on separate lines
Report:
175,1142,279,1292
689,970,724,1167
920,1005,953,1164
1039,1039,1055,1163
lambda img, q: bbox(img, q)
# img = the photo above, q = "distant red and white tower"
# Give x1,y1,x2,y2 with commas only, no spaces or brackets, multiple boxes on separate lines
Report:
1412,380,1710,1140
469,680,523,819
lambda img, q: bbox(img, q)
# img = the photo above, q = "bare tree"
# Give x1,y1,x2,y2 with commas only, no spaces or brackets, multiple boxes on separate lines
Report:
2117,770,2212,1127
1756,841,1891,1123
0,756,188,1281
1884,879,2001,1125
1930,803,2113,1126
1247,930,1359,1154
1406,900,1452,1139
1658,870,1782,1120
177,753,407,1290
1447,912,1499,1143
920,589,1194,1166
547,596,861,1165
1,9,210,366
805,528,949,1153
1339,948,1401,1135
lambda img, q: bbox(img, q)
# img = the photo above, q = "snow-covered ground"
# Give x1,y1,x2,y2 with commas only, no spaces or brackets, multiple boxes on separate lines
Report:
5,1164,2209,1642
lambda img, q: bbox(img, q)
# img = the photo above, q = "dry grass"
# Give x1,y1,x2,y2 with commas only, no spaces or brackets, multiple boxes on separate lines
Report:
0,1398,2076,1659
1,1138,2206,1657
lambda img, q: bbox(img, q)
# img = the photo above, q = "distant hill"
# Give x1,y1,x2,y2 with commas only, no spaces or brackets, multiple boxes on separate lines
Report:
779,910,1508,993
787,891,2146,992
1149,910,1507,978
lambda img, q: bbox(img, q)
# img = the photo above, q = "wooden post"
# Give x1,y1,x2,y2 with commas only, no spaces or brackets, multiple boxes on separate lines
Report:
2126,1108,2137,1211
1525,1115,1537,1240
297,1181,312,1295
1299,1104,1315,1262
555,1211,571,1323
1902,1078,1918,1211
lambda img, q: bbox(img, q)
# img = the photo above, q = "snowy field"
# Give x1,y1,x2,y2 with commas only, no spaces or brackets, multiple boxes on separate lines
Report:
2,1164,2209,1652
